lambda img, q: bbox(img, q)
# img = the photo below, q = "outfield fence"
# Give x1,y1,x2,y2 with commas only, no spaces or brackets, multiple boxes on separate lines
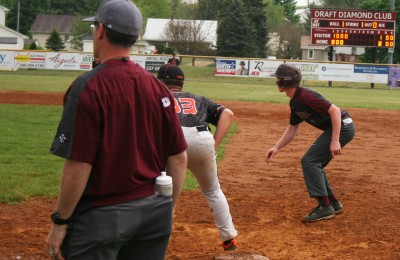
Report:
1,50,400,89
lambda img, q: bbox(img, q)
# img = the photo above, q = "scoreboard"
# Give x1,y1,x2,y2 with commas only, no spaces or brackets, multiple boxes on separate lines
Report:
311,9,396,48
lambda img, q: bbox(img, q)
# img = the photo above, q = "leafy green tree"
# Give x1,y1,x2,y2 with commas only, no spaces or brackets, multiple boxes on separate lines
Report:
321,0,361,8
302,2,320,33
45,29,65,51
175,2,198,20
2,0,100,36
51,0,87,15
0,0,15,9
263,0,286,27
5,0,52,35
134,0,171,31
217,0,255,57
70,15,92,51
195,0,224,20
243,0,268,57
273,0,299,23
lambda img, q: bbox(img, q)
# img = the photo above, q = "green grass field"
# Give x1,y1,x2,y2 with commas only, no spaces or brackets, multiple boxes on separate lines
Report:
1,66,399,204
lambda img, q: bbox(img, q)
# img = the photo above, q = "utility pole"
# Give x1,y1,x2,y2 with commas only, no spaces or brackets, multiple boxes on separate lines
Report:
388,0,395,64
16,1,20,33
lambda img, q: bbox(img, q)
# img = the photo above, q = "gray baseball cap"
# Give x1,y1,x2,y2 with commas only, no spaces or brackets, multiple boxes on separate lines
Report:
83,0,142,37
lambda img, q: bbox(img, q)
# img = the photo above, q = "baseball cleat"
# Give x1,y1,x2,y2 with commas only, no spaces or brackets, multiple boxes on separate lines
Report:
221,238,239,251
331,200,343,215
302,205,335,223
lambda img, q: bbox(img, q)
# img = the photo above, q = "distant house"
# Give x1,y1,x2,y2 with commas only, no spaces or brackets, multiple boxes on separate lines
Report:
82,33,154,54
300,35,331,61
300,35,364,62
30,14,78,51
142,18,217,50
0,5,28,50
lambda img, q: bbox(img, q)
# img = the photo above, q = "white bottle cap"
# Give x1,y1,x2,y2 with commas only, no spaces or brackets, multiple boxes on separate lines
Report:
156,171,172,185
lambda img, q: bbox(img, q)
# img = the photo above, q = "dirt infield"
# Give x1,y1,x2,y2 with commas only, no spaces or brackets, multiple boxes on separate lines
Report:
1,90,399,260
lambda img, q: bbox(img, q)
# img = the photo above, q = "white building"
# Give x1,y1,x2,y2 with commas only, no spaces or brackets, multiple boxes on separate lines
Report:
0,5,28,50
142,18,217,49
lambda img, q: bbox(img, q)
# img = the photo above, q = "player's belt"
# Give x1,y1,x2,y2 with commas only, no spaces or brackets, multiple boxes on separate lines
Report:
196,125,208,132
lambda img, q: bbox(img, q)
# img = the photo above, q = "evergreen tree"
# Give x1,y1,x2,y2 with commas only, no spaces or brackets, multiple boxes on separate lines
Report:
45,29,65,51
216,0,254,57
243,0,268,58
29,41,38,50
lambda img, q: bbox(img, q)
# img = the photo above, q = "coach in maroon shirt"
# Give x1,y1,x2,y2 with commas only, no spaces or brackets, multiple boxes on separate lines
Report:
46,1,187,259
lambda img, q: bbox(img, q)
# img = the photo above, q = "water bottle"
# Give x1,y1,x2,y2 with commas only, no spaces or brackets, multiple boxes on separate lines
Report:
155,171,173,197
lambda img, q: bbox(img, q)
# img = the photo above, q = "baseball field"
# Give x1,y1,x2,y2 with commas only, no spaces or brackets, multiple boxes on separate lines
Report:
0,66,399,259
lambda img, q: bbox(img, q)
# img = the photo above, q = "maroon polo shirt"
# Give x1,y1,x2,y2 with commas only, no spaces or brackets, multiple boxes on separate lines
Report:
50,59,187,208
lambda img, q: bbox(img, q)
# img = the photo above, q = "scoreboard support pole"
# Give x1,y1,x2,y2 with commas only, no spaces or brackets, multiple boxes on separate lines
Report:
388,0,396,64
328,46,333,87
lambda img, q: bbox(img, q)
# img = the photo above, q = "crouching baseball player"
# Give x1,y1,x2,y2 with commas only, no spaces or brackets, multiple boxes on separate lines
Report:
157,64,239,250
266,63,356,223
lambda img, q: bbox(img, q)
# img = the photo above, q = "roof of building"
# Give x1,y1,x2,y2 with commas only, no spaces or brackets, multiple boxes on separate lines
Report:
0,5,10,12
142,18,217,46
0,25,28,39
30,14,78,34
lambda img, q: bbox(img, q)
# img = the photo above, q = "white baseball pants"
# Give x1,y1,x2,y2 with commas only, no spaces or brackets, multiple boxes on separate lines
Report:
181,127,238,241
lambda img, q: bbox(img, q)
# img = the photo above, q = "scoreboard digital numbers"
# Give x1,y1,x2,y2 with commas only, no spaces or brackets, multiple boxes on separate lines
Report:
311,9,396,48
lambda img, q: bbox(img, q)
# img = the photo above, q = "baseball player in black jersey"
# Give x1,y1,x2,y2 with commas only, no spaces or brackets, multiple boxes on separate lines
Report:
266,63,355,223
157,64,239,251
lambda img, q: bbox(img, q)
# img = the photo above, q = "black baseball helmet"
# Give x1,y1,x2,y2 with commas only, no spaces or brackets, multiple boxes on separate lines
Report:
157,64,184,81
271,63,302,87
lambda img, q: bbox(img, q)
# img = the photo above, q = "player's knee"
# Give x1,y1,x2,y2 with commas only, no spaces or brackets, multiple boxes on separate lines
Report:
203,182,220,197
301,156,312,169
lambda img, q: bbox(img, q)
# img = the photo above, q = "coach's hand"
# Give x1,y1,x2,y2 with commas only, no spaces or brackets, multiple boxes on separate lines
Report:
47,224,67,260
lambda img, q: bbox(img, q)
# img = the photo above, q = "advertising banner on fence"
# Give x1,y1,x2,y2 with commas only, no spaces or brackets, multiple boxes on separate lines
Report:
0,50,395,85
216,59,389,83
215,59,236,76
249,60,282,77
286,62,320,80
145,56,169,72
0,51,15,70
14,51,46,69
353,64,388,83
46,52,91,70
215,59,282,77
387,66,400,88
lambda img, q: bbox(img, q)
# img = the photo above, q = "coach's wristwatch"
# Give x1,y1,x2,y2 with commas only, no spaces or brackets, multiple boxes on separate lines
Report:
51,211,70,225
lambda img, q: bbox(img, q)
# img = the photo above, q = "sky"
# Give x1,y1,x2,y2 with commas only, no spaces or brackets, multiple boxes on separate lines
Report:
297,0,308,6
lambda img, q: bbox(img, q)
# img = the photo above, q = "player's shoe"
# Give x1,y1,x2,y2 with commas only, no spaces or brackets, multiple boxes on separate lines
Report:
331,200,343,215
221,238,239,251
302,205,335,223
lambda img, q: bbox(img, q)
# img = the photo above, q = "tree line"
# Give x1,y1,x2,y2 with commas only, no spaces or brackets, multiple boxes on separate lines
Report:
0,0,399,63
